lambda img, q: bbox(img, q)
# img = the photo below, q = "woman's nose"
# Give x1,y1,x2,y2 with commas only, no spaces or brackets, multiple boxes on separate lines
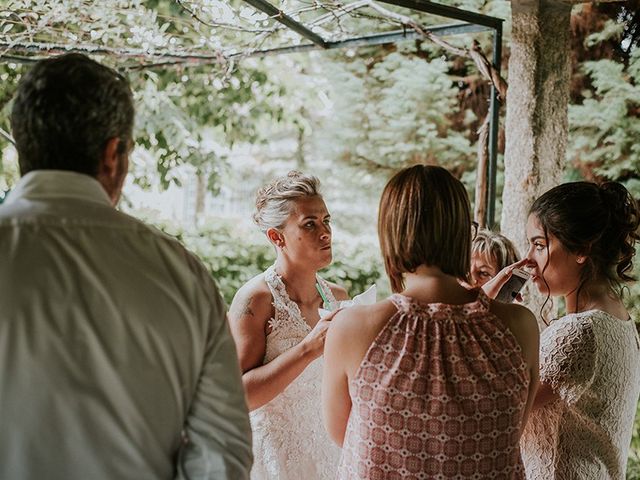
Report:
524,248,537,267
320,225,331,240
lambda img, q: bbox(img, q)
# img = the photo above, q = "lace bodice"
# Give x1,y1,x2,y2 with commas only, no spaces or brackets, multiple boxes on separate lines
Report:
249,265,340,480
261,265,336,362
520,310,640,479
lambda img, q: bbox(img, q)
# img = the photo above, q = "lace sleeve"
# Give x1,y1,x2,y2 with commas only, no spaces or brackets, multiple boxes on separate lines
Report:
539,314,597,404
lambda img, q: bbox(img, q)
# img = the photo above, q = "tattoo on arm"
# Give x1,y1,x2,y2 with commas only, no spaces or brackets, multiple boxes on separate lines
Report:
238,296,255,317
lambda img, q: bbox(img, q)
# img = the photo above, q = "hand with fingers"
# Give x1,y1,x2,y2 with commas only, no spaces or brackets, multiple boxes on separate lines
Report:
482,258,532,301
303,308,343,359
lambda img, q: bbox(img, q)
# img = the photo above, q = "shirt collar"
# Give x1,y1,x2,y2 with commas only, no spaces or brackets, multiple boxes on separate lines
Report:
5,170,113,207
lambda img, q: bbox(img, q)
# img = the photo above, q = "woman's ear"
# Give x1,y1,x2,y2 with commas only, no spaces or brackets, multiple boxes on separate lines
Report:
576,255,586,265
267,228,284,248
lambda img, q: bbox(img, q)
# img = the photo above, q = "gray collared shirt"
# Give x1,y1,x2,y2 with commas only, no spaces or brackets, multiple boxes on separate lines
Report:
0,170,252,480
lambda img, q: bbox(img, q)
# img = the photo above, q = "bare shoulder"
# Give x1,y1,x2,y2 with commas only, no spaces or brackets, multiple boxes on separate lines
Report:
489,301,539,361
328,300,398,376
229,273,273,321
331,300,397,339
490,301,537,330
490,301,538,333
325,280,350,302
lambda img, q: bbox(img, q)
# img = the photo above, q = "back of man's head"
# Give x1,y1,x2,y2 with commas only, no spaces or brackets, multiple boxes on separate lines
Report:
10,53,134,177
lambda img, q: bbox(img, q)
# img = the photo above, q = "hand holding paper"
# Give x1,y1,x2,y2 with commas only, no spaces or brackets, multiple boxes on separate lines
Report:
318,284,377,317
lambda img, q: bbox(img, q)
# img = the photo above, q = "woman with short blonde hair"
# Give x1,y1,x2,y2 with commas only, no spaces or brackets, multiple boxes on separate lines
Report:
470,229,520,287
229,171,349,479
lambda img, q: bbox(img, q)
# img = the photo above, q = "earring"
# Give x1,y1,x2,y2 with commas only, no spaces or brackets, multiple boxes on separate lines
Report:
577,256,586,264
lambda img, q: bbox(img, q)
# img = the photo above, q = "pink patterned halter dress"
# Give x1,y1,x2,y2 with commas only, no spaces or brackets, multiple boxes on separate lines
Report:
337,291,529,480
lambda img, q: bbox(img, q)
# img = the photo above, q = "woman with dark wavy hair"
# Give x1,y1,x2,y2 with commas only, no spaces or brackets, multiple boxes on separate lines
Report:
515,181,640,479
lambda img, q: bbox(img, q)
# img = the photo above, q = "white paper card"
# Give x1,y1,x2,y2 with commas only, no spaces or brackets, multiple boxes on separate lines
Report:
318,284,377,317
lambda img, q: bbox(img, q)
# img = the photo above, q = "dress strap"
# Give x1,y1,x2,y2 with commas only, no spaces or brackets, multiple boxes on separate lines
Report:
315,275,337,308
264,265,291,313
388,290,490,316
388,293,407,309
264,265,308,333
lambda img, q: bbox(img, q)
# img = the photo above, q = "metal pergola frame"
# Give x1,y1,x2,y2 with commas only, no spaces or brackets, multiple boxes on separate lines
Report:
0,0,503,225
240,0,504,227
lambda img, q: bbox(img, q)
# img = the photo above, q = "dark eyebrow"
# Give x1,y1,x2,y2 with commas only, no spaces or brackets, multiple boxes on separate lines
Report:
529,235,546,242
301,213,331,221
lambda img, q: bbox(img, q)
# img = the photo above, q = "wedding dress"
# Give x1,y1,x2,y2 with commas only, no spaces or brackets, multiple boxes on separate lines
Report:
249,265,342,480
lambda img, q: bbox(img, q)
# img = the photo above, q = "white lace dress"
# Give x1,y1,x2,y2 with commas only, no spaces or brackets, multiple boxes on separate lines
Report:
520,310,640,479
249,265,342,480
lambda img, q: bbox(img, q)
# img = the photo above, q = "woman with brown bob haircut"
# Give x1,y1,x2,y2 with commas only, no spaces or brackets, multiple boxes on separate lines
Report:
322,165,539,479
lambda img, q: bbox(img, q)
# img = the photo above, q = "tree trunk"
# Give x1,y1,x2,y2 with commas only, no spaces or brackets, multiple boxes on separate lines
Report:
501,0,573,325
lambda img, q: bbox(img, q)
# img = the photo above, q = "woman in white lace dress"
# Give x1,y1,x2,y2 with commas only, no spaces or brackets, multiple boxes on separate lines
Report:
228,171,348,480
509,182,640,479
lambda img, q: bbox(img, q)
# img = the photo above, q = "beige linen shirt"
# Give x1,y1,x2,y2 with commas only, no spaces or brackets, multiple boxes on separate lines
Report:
0,171,252,480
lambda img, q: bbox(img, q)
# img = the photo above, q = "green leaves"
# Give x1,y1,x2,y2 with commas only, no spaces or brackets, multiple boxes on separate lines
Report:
318,49,474,172
568,49,640,182
154,218,384,304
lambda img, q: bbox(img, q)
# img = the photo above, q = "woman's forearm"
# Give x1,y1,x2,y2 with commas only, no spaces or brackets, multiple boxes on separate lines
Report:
243,340,317,411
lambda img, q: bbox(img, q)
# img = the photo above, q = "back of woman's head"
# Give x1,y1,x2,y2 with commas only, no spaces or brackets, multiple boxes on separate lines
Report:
253,171,321,233
379,165,472,292
529,181,640,291
472,229,520,271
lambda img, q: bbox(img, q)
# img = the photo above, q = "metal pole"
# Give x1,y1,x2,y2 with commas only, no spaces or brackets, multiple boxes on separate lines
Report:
375,0,502,30
486,23,502,228
242,0,327,47
228,22,491,58
0,23,494,66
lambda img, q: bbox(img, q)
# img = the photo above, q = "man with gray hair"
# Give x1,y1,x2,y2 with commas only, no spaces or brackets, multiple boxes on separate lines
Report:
0,53,252,480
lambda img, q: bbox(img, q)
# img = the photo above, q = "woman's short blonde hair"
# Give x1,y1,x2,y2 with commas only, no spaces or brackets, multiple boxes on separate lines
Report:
253,170,321,233
472,229,520,271
378,165,472,292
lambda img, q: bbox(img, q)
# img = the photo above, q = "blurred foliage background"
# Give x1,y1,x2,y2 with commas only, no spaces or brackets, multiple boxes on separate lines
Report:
1,0,639,474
